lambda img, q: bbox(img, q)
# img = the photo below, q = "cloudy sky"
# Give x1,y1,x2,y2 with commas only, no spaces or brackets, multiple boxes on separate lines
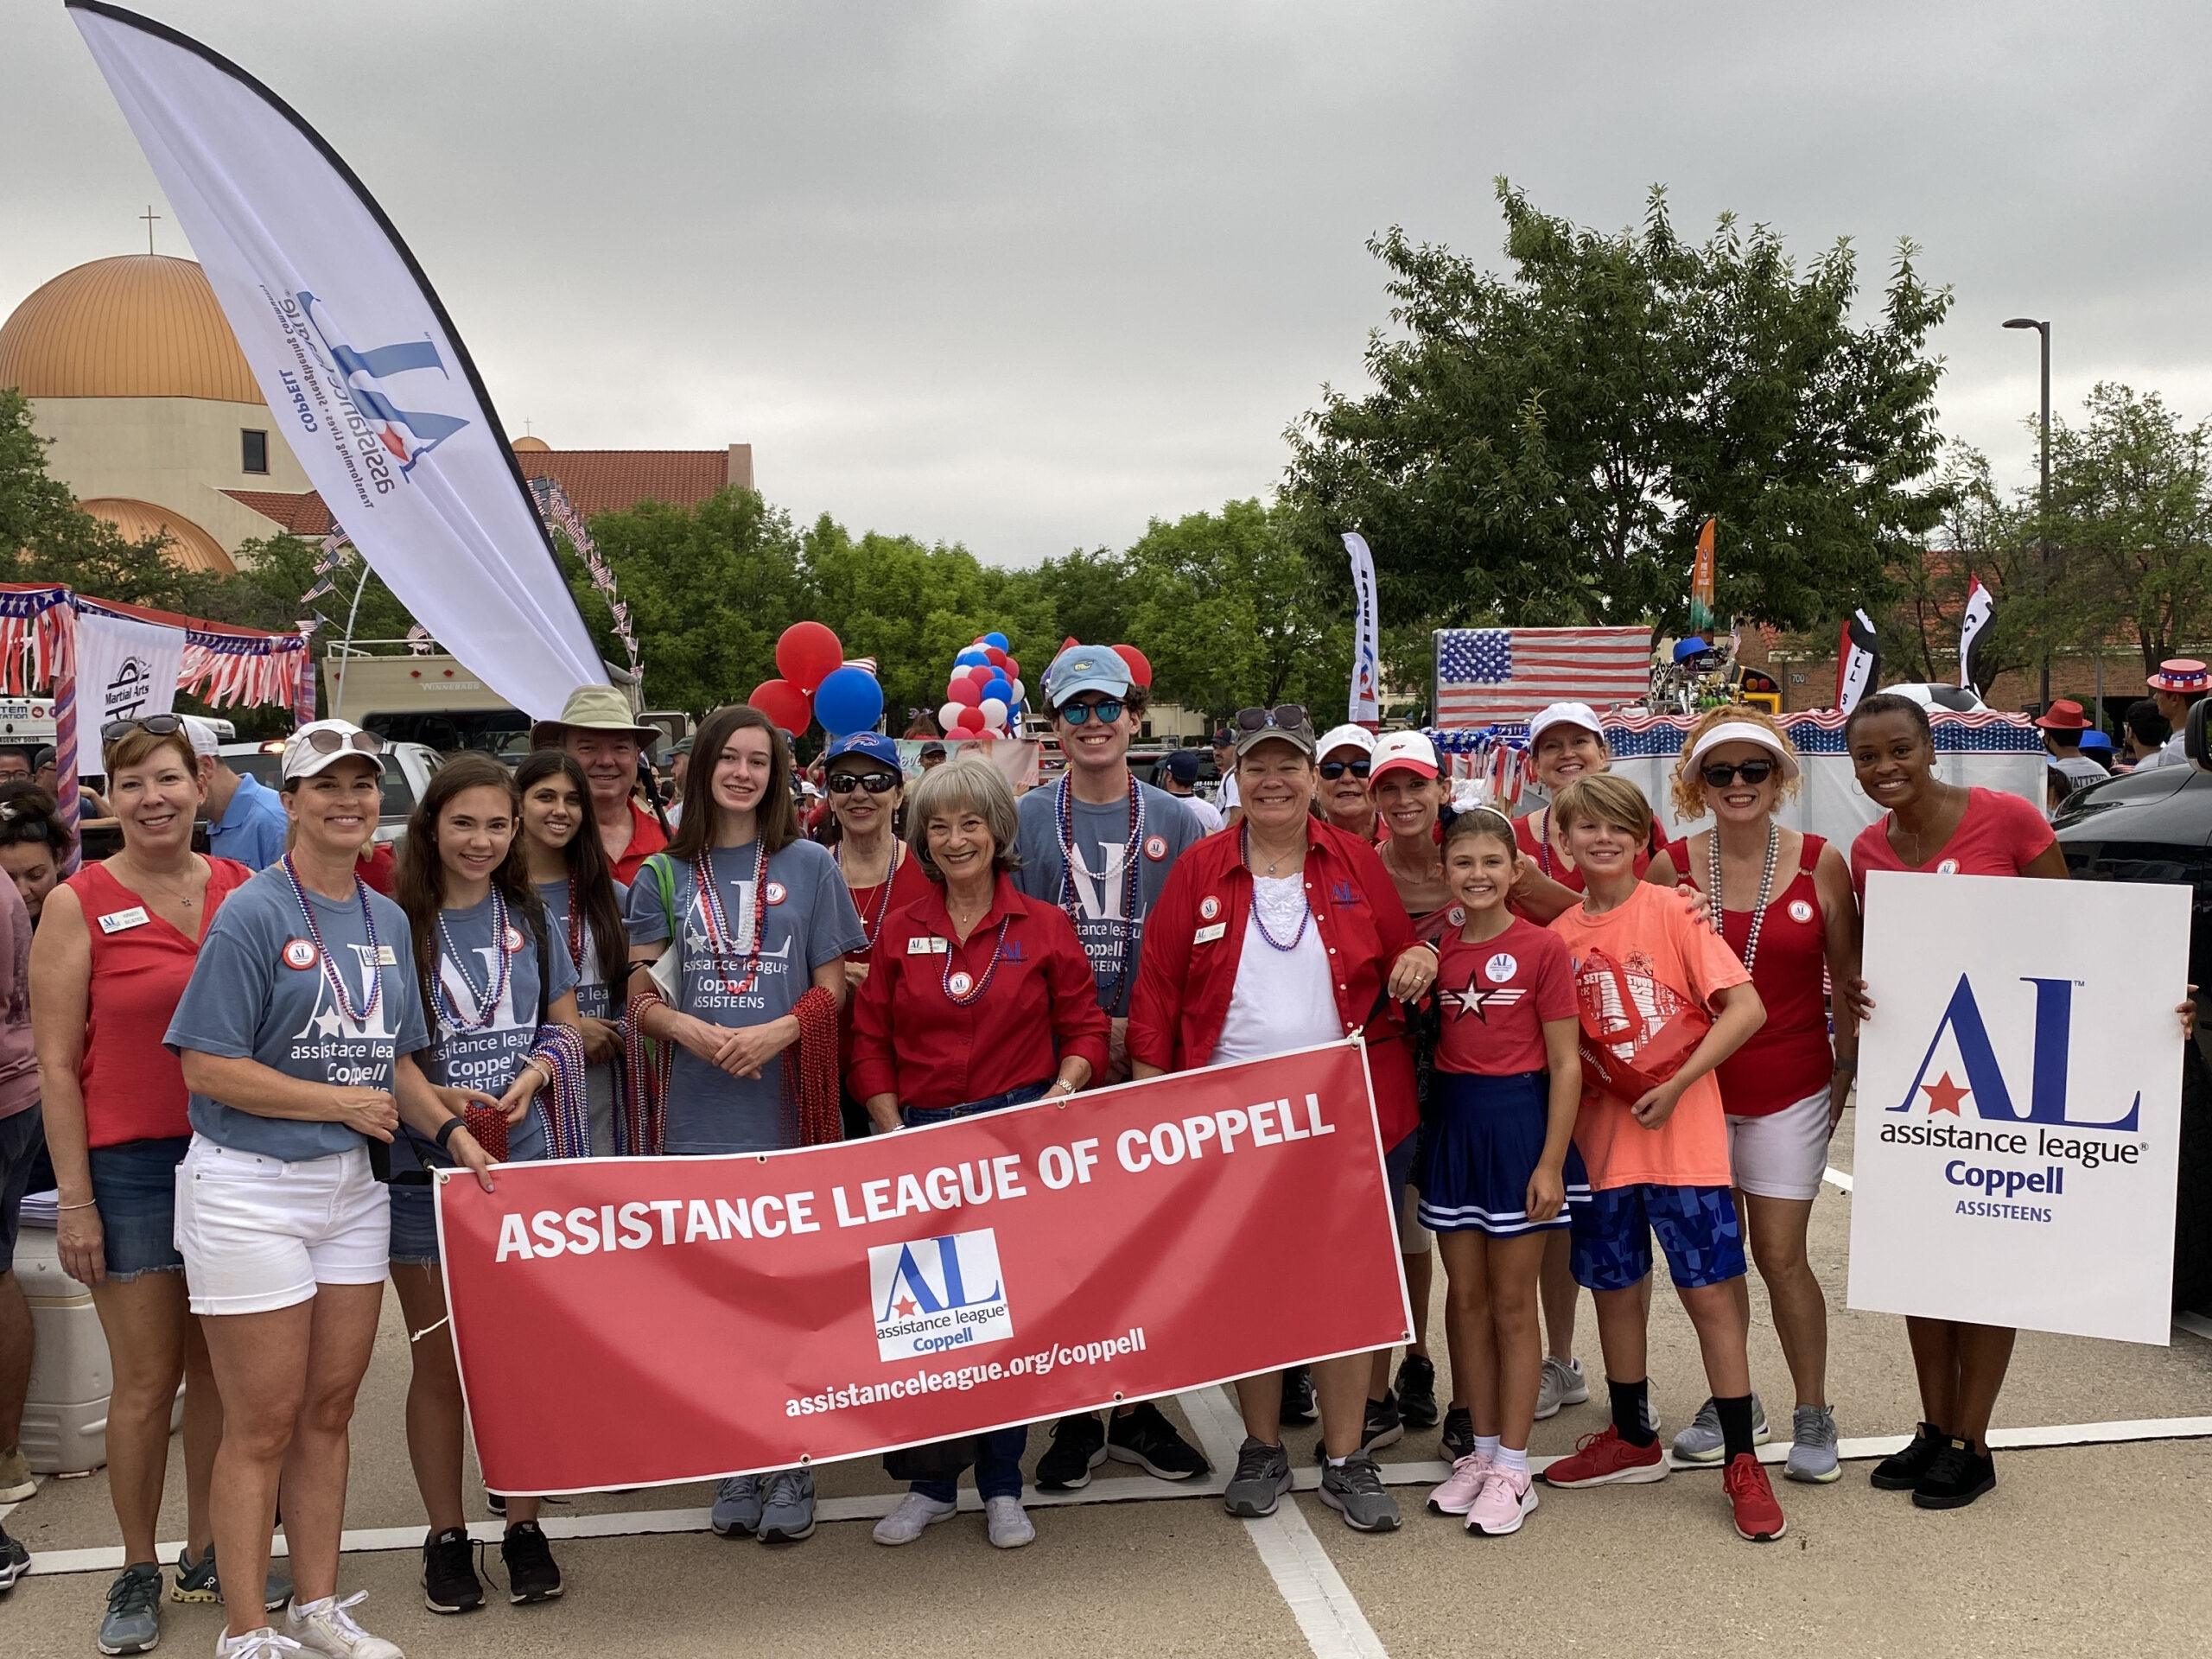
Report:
7,2,2209,565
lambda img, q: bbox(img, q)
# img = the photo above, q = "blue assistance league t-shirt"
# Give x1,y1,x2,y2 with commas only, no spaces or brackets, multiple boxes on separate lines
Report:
1012,779,1197,1017
391,895,579,1174
623,840,864,1154
165,865,429,1162
540,875,630,1154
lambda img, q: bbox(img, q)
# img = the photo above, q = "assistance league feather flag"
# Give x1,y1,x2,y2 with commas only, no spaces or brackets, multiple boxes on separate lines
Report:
69,1,606,721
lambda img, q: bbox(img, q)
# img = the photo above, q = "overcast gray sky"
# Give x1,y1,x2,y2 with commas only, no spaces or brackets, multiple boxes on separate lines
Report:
8,1,2209,565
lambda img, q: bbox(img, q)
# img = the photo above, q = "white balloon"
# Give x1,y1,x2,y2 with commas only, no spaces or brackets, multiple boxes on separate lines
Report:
980,697,1010,726
938,701,964,733
1008,678,1026,704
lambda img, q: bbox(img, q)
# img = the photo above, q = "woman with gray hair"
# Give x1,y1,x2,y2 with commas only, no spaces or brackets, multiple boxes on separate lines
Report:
850,758,1108,1551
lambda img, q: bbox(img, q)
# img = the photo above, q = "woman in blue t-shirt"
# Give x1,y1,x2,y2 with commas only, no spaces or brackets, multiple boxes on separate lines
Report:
391,753,581,1616
625,702,863,1548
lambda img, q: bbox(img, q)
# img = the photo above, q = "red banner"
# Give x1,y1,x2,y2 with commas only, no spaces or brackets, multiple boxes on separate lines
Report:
436,1039,1407,1494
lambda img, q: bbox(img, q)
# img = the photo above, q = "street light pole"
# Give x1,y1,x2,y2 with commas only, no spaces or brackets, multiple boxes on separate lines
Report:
2005,316,2052,707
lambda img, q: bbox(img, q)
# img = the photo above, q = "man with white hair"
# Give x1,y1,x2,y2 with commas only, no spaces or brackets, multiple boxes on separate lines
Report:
182,716,288,868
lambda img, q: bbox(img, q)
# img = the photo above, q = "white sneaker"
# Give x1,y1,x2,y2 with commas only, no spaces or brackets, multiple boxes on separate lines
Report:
984,1496,1034,1549
1535,1357,1589,1420
217,1629,302,1659
284,1592,403,1659
873,1491,957,1545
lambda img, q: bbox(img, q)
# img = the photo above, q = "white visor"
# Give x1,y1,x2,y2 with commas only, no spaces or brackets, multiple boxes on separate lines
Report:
1685,721,1800,782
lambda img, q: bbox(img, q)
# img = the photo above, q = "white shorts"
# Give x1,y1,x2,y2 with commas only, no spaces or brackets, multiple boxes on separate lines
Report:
1726,1087,1834,1202
174,1136,391,1316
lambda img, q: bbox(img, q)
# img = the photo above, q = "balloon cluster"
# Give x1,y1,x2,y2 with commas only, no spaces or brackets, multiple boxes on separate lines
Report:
938,632,1025,741
752,621,887,739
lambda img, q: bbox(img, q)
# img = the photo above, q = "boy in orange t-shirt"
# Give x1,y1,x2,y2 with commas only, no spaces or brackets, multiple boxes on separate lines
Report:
1540,773,1784,1542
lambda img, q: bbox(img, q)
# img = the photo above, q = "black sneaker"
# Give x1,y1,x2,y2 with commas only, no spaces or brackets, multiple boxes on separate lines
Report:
1280,1365,1318,1426
0,1524,26,1592
1033,1414,1108,1491
1394,1352,1439,1429
486,1489,506,1517
1870,1421,1945,1491
422,1526,485,1615
500,1521,563,1604
1362,1390,1404,1452
1440,1406,1474,1463
1910,1439,1997,1510
1106,1401,1211,1480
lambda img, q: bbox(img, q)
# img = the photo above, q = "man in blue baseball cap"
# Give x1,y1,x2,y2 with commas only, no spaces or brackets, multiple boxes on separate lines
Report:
1012,644,1211,1491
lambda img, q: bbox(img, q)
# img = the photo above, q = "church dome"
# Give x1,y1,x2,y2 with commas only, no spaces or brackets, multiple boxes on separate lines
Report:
0,255,262,403
512,435,550,452
76,499,238,575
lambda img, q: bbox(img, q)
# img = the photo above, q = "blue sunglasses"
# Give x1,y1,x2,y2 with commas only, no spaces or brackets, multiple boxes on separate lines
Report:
1057,698,1124,728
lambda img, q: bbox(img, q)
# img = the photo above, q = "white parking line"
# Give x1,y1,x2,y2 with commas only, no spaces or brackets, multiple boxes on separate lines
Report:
2174,1310,2212,1343
1823,1166,1854,1192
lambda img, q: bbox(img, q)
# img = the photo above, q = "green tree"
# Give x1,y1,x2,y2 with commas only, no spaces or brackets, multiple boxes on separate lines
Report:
1283,181,1954,635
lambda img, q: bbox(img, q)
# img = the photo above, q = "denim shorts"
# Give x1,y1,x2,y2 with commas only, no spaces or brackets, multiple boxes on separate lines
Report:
1570,1182,1745,1292
0,1107,46,1274
87,1135,192,1281
390,1181,439,1267
901,1081,1049,1128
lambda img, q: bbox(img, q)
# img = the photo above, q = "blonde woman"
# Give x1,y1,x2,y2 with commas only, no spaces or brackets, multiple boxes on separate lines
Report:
1660,706,1859,1484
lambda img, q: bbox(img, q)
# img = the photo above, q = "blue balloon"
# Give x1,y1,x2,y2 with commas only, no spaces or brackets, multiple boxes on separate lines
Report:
983,632,1010,651
956,649,990,668
813,665,885,737
982,675,1013,704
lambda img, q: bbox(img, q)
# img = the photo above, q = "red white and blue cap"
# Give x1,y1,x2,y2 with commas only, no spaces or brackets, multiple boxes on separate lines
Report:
2147,658,2209,693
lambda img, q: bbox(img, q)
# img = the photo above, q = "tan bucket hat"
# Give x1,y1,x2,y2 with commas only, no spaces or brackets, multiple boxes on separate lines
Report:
530,684,660,748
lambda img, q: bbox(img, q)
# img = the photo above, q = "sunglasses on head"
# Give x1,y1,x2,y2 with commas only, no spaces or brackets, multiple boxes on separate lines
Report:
1318,758,1372,780
1233,704,1309,734
0,805,51,843
1057,698,1123,728
828,770,900,795
1700,758,1777,787
298,728,385,757
101,713,188,745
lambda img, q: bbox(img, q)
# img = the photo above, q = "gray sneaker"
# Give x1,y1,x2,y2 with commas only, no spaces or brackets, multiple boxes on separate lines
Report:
100,1561,163,1655
172,1542,293,1611
757,1466,816,1543
1318,1452,1401,1533
1672,1394,1770,1465
1224,1437,1294,1518
1785,1403,1841,1484
711,1473,764,1537
1534,1357,1589,1420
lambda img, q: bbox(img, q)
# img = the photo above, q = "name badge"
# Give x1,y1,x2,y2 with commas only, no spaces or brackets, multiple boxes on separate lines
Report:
98,906,150,934
1193,922,1228,944
906,936,949,955
376,945,398,965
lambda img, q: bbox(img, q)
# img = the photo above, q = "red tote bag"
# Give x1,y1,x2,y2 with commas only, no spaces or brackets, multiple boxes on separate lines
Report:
1572,946,1711,1106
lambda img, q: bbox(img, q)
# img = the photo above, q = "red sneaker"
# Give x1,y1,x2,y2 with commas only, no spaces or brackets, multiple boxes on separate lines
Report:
1724,1452,1787,1541
1539,1424,1668,1488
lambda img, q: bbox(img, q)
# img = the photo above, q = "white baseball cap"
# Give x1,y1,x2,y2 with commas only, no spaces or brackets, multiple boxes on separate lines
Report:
180,715,221,759
1315,723,1376,762
1370,730,1440,782
281,719,386,781
1527,702,1605,747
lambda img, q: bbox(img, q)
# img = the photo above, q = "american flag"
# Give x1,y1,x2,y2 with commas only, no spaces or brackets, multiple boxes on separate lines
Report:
1434,627,1653,725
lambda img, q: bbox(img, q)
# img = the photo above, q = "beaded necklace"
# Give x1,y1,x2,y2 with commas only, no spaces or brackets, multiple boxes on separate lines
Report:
1055,772,1143,1001
694,840,771,997
281,853,382,1027
563,873,587,975
1240,824,1313,952
435,887,512,1033
941,913,1014,1006
836,838,903,954
1707,822,1781,973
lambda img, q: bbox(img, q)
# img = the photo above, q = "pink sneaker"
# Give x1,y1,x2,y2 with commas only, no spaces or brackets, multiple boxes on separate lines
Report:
1427,1451,1493,1516
1466,1465,1538,1535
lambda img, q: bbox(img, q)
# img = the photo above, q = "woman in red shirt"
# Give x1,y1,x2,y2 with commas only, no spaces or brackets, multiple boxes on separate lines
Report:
1844,692,2063,1511
1662,707,1859,1487
850,757,1106,1554
30,718,261,1647
824,734,933,1140
1127,707,1437,1535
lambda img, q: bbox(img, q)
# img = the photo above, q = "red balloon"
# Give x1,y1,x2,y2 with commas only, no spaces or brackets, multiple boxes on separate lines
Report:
984,646,1009,669
948,677,982,706
1004,658,1020,680
750,677,812,734
775,621,844,696
954,705,987,732
1113,644,1153,688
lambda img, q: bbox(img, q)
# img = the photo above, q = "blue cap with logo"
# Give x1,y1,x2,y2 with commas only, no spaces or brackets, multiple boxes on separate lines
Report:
1042,643,1131,710
823,732,902,771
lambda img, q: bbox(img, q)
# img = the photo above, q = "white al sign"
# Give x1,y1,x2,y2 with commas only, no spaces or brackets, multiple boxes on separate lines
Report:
1848,871,2189,1345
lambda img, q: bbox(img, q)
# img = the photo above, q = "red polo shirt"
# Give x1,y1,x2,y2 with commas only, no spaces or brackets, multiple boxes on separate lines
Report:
610,798,669,888
849,873,1110,1112
1127,819,1421,1147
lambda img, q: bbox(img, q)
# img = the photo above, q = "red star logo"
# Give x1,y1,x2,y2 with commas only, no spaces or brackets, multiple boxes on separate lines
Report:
893,1296,918,1319
1920,1072,1970,1116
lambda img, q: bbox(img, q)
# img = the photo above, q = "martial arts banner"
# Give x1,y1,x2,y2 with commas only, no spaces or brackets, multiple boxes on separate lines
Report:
1849,872,2189,1344
437,1040,1408,1494
73,606,183,734
1344,532,1382,726
71,3,605,721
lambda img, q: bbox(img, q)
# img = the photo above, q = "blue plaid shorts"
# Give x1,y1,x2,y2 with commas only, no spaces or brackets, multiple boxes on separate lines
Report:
1570,1182,1745,1291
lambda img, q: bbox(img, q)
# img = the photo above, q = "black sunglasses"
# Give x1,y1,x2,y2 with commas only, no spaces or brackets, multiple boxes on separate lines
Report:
1058,698,1123,728
1318,759,1372,780
1700,759,1777,787
1233,704,1310,734
828,771,900,795
0,809,51,843
298,727,385,757
101,713,188,744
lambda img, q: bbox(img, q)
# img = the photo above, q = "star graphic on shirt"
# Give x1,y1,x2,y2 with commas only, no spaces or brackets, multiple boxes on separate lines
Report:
893,1296,918,1319
1920,1072,1970,1116
1444,977,1494,1020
